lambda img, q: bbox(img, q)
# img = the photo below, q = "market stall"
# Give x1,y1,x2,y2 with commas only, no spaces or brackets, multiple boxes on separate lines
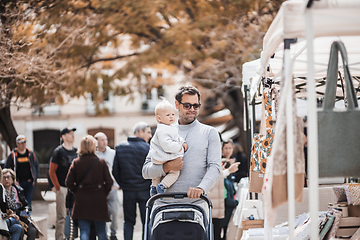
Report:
240,0,360,239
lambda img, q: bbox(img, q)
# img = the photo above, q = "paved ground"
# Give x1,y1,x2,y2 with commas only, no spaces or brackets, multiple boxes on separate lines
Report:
32,190,143,240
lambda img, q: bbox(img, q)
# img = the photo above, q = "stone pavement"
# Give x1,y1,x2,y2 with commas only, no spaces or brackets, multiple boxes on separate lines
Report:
32,190,143,240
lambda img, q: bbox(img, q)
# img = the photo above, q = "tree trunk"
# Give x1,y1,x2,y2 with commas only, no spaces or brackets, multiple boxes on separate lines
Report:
1,1,18,150
0,106,18,150
222,86,247,155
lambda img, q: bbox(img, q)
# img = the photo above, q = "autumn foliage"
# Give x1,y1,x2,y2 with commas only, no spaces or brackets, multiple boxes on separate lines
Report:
0,0,283,148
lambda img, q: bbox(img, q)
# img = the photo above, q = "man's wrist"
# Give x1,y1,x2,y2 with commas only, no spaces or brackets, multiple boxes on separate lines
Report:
163,163,169,173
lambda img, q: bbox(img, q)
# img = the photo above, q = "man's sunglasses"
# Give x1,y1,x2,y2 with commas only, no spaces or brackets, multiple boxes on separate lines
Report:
179,102,201,110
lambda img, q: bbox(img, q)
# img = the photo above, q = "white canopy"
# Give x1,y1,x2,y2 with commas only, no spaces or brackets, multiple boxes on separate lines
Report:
262,0,360,67
247,0,360,101
248,36,360,100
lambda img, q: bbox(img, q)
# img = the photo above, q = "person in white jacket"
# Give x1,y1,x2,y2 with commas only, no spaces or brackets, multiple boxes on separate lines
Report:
149,98,188,196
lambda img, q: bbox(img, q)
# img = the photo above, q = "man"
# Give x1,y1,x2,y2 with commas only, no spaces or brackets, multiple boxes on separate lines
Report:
112,122,152,240
49,127,78,240
5,134,40,207
95,132,120,240
142,85,221,204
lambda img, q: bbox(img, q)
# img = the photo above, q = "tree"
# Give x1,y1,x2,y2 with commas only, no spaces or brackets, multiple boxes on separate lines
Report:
0,0,284,149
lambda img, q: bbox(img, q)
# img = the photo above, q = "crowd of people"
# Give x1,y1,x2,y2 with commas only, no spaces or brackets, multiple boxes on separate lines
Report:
2,85,248,240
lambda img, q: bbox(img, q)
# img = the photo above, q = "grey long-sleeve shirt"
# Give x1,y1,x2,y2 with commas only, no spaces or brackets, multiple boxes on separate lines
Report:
142,119,222,194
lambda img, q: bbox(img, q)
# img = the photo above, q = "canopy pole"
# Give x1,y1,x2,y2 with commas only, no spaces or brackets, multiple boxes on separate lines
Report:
244,85,252,160
305,6,320,240
251,98,256,141
284,38,297,240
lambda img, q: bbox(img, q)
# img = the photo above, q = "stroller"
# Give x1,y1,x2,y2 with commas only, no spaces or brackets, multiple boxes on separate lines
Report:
144,192,213,240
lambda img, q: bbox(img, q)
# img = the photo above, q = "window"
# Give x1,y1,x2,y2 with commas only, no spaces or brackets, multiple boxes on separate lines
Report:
142,86,166,112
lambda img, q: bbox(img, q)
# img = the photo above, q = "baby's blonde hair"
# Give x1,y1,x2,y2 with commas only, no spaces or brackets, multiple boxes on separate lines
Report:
154,98,175,115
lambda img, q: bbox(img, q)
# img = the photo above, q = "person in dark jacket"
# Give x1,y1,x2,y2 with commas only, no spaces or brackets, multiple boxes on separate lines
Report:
5,135,39,207
2,169,38,240
112,121,152,240
65,135,113,240
232,142,248,183
220,161,238,240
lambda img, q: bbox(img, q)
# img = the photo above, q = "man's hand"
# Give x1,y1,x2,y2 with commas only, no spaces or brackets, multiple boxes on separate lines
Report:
187,187,204,199
52,187,59,193
163,157,183,173
182,143,188,152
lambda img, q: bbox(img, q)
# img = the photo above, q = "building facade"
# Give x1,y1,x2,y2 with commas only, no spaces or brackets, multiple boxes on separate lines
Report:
5,84,181,164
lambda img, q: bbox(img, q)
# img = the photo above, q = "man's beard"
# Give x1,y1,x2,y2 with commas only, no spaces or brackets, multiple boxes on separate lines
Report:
181,112,197,124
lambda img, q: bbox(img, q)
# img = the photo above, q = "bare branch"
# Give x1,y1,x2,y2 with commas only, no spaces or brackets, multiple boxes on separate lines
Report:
80,52,141,69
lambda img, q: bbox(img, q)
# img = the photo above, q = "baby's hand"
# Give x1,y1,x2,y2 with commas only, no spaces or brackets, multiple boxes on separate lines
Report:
182,143,188,152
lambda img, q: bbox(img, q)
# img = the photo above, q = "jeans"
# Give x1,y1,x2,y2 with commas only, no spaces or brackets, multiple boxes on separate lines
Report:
78,219,107,240
19,180,34,206
123,190,150,240
6,217,22,240
107,189,120,237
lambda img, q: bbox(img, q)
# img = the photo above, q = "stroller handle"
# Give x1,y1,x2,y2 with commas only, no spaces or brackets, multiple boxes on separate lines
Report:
146,192,212,209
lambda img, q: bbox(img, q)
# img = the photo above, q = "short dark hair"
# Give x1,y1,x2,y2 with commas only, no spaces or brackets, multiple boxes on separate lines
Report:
175,85,201,103
222,139,233,148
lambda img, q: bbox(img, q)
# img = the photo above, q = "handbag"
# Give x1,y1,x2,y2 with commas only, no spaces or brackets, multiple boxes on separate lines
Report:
64,210,78,239
249,87,275,193
64,209,70,238
64,210,72,239
318,41,360,178
266,76,305,209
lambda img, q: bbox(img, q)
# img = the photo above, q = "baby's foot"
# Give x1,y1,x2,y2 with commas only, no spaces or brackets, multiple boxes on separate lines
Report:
150,186,157,196
156,183,167,194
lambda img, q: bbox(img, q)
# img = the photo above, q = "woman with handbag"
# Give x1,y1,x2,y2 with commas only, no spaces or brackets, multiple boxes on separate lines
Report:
2,168,38,240
0,168,22,240
65,135,113,240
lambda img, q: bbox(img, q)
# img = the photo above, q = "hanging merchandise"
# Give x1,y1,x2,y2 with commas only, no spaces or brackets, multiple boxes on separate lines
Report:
318,41,360,178
263,75,305,211
249,84,275,193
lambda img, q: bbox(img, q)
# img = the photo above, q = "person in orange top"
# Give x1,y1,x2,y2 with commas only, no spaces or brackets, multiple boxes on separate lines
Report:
49,127,78,240
5,135,39,207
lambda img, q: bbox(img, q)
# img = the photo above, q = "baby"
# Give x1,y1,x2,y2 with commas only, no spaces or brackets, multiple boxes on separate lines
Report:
149,98,188,196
